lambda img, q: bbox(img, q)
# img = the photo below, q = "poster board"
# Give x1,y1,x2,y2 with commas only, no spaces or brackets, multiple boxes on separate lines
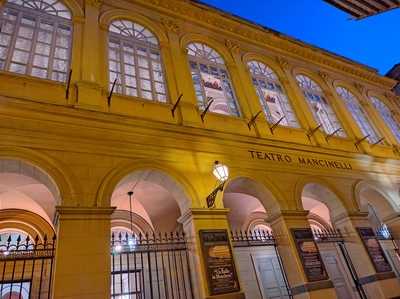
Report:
357,227,392,273
291,228,328,282
199,229,240,295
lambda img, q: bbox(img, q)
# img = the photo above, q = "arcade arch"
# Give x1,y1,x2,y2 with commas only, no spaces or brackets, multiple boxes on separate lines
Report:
110,169,192,233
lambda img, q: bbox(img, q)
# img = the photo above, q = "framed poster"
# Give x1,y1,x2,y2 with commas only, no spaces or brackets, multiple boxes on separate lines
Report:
199,229,240,295
357,227,392,273
291,228,328,282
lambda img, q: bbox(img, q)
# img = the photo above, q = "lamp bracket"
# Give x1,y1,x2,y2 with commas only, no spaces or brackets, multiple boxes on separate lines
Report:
206,182,225,208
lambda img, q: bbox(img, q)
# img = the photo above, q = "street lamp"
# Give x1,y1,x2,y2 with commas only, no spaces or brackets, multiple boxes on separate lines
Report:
207,161,229,208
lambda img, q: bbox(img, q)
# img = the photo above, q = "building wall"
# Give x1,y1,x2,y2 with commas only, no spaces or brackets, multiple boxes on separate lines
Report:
1,0,400,298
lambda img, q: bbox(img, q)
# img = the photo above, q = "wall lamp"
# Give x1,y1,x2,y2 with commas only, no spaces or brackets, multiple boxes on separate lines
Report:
206,161,229,208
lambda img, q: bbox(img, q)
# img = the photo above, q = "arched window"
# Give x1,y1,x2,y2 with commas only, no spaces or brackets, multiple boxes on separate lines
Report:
296,75,345,137
370,96,400,142
336,87,380,144
108,20,167,102
187,42,240,116
0,0,72,82
247,61,299,128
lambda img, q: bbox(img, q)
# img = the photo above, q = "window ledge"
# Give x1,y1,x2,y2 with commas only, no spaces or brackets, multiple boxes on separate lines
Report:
0,70,66,87
112,92,172,108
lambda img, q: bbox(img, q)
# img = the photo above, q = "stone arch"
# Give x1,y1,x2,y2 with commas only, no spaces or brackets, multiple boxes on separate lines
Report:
0,209,55,241
180,33,235,66
291,67,332,91
354,180,399,222
223,175,284,231
332,80,367,103
97,160,197,224
61,0,84,19
242,52,285,80
0,146,79,205
111,210,153,235
99,9,168,44
296,176,353,223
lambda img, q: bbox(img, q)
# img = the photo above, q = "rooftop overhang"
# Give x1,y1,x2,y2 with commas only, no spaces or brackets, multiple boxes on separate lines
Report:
324,0,400,19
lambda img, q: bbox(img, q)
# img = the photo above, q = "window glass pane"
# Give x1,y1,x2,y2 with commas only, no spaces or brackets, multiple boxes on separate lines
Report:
0,47,7,59
15,38,31,51
370,96,400,142
1,22,14,34
40,21,54,31
12,50,29,64
54,47,67,59
35,43,51,56
32,67,47,78
56,35,68,47
187,43,240,116
108,20,167,102
0,34,11,46
296,75,345,137
18,26,34,39
248,61,299,128
9,63,26,73
53,59,67,72
20,15,35,26
336,87,379,143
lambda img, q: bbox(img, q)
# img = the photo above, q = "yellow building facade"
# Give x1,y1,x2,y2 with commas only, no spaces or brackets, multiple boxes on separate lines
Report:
1,0,400,298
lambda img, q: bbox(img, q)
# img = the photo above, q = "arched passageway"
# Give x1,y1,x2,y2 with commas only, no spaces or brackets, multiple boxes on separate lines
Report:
223,177,289,299
0,158,60,299
109,168,194,299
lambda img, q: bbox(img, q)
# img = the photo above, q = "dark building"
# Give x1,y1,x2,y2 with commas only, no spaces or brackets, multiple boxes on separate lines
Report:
387,64,400,95
324,0,400,19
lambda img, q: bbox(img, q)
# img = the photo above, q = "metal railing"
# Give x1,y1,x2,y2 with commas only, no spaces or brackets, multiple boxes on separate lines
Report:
0,234,56,299
111,231,194,299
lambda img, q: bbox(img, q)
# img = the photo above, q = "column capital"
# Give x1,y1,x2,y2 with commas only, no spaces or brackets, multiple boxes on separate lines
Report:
266,209,309,224
56,206,115,220
178,208,230,225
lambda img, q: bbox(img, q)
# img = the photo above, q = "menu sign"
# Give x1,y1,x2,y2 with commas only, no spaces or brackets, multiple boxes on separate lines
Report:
199,230,240,295
357,227,392,273
292,228,328,282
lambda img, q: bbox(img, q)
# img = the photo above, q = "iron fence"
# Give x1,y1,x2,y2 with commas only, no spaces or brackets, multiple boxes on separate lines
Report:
0,234,56,299
111,231,194,299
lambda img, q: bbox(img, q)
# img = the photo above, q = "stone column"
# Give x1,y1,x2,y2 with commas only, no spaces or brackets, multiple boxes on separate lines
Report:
178,208,245,299
267,210,336,299
52,206,115,298
334,212,400,299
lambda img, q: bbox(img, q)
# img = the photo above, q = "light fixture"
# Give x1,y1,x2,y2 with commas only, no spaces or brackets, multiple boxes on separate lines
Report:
212,161,229,182
207,161,229,208
114,245,122,252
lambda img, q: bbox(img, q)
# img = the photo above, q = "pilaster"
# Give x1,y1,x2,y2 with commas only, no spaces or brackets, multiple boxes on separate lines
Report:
53,206,115,298
163,24,202,127
267,210,337,299
334,212,400,298
178,208,245,299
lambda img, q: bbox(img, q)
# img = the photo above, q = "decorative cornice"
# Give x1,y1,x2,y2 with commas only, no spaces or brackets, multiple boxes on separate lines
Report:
276,57,289,69
354,82,365,95
129,0,395,90
318,71,330,82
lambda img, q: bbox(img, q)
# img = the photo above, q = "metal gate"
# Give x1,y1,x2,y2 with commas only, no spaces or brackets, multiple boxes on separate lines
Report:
231,230,292,299
312,229,367,299
0,234,56,299
111,232,194,299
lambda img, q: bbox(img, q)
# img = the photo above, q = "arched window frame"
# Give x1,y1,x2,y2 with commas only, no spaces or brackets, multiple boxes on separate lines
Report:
247,60,299,128
0,0,73,82
370,96,400,143
107,19,168,103
295,74,346,137
186,42,241,117
335,86,381,144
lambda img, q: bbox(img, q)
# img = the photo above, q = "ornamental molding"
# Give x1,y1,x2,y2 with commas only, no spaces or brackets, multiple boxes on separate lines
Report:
225,39,240,55
354,82,365,95
86,0,102,8
318,71,330,82
126,0,395,90
276,57,289,69
161,18,180,34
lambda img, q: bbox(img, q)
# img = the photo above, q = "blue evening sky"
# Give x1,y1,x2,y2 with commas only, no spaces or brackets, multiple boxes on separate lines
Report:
199,0,399,75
